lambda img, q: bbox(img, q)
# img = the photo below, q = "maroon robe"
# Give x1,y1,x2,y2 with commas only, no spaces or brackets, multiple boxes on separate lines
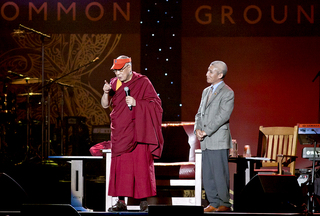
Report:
107,71,164,198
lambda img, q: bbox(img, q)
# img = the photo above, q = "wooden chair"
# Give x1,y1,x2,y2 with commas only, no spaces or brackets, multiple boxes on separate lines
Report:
254,125,298,175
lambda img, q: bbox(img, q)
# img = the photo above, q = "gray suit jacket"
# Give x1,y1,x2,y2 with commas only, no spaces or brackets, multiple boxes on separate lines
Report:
194,81,234,150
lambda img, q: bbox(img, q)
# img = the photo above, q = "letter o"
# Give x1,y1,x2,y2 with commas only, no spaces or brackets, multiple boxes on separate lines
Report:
85,2,104,21
243,5,262,24
1,2,19,21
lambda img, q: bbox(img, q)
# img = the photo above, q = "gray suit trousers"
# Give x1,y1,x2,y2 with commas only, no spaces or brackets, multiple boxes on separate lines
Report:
202,149,231,208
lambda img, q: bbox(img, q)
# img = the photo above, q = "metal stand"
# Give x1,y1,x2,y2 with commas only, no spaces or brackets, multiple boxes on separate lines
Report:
18,24,98,159
56,82,73,155
40,58,98,156
60,84,65,155
298,125,320,213
18,24,51,160
26,80,30,160
309,141,318,213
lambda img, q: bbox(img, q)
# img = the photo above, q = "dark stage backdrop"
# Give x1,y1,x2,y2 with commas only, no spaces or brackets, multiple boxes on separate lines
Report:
0,0,140,127
181,0,320,169
0,0,141,159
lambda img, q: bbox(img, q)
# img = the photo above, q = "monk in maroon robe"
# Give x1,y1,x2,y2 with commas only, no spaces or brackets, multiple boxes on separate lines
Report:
100,55,163,212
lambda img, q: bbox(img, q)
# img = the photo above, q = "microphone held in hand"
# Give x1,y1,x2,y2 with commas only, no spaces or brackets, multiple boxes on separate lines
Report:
124,86,132,111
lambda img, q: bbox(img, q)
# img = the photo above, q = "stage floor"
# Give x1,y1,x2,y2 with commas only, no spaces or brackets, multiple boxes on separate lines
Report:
1,210,320,216
0,159,317,216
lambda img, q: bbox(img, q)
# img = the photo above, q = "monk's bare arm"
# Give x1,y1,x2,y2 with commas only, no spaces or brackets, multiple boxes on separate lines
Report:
101,80,111,108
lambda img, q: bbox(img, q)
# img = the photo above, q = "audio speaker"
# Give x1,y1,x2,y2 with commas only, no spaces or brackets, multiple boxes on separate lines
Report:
148,205,203,215
236,174,303,213
21,204,80,216
0,173,28,210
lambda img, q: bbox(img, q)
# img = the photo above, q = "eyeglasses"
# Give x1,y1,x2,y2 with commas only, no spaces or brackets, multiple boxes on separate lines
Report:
113,64,130,73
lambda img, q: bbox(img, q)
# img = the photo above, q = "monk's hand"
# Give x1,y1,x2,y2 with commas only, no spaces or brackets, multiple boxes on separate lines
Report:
103,80,111,94
126,96,136,107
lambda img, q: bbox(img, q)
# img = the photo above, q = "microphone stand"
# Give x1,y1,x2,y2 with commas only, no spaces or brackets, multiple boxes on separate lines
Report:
309,140,317,214
39,57,98,156
56,81,73,155
41,57,98,90
57,83,69,155
18,24,50,161
17,24,98,160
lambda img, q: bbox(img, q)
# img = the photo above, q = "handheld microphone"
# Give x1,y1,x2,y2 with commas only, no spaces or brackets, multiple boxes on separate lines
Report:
124,87,132,110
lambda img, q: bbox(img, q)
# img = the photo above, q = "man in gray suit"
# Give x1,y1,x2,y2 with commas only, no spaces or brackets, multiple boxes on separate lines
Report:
194,60,234,212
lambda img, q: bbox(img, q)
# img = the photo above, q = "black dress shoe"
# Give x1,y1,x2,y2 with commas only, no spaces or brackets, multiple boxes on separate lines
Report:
140,200,148,212
108,200,127,212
